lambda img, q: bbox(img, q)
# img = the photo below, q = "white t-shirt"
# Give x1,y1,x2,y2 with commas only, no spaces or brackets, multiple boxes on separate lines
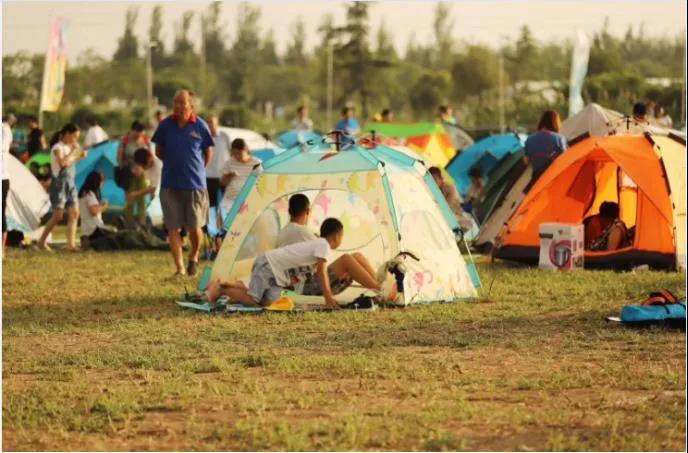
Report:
276,222,317,248
206,130,231,178
265,238,330,287
79,191,107,236
50,141,76,177
220,155,261,209
2,122,12,180
291,118,314,131
146,156,163,190
84,125,109,148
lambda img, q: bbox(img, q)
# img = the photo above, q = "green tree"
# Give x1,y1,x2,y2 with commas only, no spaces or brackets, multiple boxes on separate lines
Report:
149,5,166,69
433,2,454,69
173,11,196,57
202,2,226,68
285,19,308,66
451,45,501,101
375,21,397,61
113,7,139,62
409,70,452,115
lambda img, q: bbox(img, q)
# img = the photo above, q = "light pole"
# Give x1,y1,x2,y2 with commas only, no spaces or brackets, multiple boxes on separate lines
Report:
326,42,334,130
146,41,158,127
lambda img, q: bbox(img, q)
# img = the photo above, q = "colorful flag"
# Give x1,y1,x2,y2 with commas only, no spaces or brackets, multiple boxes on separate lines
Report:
39,17,69,112
568,30,590,117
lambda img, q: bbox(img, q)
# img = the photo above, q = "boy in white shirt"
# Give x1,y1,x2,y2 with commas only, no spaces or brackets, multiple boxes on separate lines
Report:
276,194,381,297
206,218,346,308
83,117,109,148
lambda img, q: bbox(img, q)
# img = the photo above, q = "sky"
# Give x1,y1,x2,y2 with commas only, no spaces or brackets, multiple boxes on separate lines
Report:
2,0,687,63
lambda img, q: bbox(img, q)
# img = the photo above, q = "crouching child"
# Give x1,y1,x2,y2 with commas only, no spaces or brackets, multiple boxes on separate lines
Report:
206,218,345,309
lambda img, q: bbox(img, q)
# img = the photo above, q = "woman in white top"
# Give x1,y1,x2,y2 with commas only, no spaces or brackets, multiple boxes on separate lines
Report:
38,123,88,251
78,171,110,240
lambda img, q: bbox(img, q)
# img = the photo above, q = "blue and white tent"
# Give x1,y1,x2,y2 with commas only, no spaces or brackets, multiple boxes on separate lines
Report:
75,140,162,223
210,141,477,306
446,133,526,195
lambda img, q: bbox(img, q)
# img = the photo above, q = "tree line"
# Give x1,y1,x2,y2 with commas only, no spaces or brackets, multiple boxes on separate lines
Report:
2,2,685,138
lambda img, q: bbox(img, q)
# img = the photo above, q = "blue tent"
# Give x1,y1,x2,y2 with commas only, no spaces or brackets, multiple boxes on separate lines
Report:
76,141,126,209
445,133,526,195
275,130,323,149
75,140,162,222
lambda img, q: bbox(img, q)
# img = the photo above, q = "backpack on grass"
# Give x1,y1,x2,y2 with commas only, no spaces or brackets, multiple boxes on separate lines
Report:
607,290,686,328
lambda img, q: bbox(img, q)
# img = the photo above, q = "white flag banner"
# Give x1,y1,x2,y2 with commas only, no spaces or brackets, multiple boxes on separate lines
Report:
568,30,590,117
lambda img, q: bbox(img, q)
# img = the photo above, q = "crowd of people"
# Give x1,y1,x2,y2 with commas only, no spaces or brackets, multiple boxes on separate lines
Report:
0,96,678,306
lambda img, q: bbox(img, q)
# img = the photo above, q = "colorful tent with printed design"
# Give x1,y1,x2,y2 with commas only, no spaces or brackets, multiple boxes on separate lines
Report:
210,141,478,306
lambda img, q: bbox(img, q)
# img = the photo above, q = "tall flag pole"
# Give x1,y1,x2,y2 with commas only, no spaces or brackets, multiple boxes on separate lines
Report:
38,17,69,127
568,30,590,117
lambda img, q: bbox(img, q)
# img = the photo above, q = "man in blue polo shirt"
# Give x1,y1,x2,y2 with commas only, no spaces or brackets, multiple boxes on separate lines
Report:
153,89,214,276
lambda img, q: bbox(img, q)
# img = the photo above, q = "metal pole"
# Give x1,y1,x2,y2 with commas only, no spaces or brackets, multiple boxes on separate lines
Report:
146,42,154,127
327,42,334,130
200,17,206,104
498,51,505,134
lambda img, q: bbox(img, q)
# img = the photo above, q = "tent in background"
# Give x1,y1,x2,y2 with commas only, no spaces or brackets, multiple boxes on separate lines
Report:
211,141,477,306
473,165,532,253
445,133,526,196
363,122,465,168
494,134,685,270
472,149,527,224
75,140,162,223
6,154,50,237
561,103,687,140
276,130,322,149
221,127,276,150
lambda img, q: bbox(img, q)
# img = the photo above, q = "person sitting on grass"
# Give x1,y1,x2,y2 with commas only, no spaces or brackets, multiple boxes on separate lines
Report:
428,167,474,232
78,170,167,251
585,201,628,251
464,167,485,211
276,193,383,298
205,218,390,309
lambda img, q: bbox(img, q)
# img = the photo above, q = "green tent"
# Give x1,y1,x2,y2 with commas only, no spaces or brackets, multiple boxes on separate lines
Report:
473,150,526,224
25,152,51,169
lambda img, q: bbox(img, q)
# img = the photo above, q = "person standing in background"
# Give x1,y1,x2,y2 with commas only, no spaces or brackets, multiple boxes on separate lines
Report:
438,105,457,126
654,105,673,129
2,114,16,252
26,115,47,157
152,89,214,277
292,106,314,131
38,123,88,251
334,107,360,136
83,116,109,148
205,113,232,226
524,110,567,185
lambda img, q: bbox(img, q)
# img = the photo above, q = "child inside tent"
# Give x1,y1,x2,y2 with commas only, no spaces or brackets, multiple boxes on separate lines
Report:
205,218,391,308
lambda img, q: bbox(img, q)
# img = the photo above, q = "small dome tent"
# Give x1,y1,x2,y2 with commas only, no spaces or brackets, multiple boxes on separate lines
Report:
494,134,686,270
445,133,526,196
210,140,478,306
6,153,50,236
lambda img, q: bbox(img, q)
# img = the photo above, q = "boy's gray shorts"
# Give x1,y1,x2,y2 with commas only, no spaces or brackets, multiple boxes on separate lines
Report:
160,188,208,230
247,255,283,305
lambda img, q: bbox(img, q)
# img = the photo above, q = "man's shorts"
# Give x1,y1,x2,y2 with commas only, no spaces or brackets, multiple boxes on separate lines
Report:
160,188,209,230
301,267,352,296
247,255,283,305
49,172,77,210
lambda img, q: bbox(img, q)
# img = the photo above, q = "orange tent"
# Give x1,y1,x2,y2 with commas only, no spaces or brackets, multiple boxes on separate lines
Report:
494,134,682,270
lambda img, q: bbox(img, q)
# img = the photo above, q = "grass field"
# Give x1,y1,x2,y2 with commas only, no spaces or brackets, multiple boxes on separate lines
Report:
2,248,686,451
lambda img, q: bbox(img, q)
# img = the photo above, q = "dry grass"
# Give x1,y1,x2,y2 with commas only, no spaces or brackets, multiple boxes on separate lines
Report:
2,248,686,451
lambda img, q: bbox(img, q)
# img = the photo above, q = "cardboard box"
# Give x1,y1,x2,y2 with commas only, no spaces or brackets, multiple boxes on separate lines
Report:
539,223,584,271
